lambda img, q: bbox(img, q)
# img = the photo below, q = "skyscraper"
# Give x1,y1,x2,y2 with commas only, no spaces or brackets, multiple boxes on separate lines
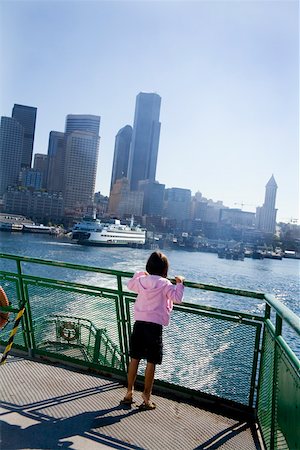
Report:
164,187,192,224
127,93,161,190
63,115,100,210
138,180,165,216
65,115,100,135
12,104,37,168
46,131,66,193
108,178,143,217
0,117,24,195
33,154,48,188
110,125,132,191
256,175,278,233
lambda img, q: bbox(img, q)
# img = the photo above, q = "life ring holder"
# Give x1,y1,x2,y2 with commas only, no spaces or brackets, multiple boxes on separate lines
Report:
59,321,80,342
0,286,9,330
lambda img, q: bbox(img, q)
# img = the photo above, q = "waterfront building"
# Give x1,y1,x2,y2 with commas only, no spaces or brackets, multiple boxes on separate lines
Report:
164,188,192,226
63,115,100,211
127,92,161,190
12,104,37,168
138,179,165,216
110,125,132,191
33,154,48,188
220,208,255,228
191,192,224,222
108,178,143,217
0,117,24,196
3,188,64,222
46,131,66,193
256,175,278,234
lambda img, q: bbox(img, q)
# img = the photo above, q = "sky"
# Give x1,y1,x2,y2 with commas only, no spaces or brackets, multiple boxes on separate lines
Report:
0,0,299,223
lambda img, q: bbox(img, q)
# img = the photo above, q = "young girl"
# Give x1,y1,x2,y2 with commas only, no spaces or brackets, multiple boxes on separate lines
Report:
121,251,184,410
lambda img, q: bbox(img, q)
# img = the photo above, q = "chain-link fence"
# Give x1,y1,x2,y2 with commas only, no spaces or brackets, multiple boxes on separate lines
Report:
0,254,299,450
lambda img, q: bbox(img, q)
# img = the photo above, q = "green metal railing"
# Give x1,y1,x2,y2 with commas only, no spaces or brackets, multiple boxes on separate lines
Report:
0,253,299,450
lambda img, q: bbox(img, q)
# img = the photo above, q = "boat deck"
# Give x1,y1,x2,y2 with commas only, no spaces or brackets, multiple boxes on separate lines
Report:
0,355,262,450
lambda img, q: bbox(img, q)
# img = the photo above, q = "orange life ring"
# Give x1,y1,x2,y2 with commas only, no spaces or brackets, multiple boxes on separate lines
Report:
0,286,9,329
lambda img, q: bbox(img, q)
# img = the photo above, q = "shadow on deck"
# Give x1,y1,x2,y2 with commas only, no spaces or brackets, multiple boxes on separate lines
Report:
0,355,262,450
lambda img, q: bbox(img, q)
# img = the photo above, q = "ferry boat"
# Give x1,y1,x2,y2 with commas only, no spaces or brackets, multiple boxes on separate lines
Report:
72,216,146,246
22,224,55,234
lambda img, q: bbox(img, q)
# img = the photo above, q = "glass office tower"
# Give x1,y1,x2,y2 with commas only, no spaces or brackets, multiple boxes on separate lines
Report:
0,117,24,195
12,104,37,168
63,115,100,210
128,93,161,190
110,125,132,191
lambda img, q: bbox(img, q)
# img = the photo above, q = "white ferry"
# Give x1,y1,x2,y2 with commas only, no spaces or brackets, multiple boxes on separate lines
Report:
23,224,55,234
71,217,146,246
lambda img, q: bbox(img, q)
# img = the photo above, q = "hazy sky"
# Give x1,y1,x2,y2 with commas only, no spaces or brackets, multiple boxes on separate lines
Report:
0,0,299,222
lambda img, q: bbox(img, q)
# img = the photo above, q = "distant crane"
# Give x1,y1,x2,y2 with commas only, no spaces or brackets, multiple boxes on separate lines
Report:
280,218,298,224
234,202,256,211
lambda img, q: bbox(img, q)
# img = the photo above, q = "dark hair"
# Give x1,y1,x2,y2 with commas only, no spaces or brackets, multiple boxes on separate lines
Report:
146,251,169,278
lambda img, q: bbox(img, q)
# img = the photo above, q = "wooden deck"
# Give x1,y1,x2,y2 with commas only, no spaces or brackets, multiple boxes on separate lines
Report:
0,355,262,450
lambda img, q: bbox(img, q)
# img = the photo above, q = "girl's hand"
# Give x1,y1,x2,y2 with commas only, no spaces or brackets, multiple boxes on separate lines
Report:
175,276,184,284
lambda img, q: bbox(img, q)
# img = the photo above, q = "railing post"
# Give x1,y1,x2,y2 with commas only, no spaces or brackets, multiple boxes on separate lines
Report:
16,259,34,357
270,313,282,450
116,274,129,371
93,329,102,364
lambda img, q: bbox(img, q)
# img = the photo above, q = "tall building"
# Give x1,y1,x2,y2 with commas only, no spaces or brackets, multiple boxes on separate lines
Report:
12,104,37,168
108,178,143,217
128,92,161,190
164,187,192,225
138,179,165,216
65,115,100,135
0,117,24,195
46,131,66,193
33,154,48,188
63,115,100,210
110,125,132,191
19,168,42,190
256,175,278,234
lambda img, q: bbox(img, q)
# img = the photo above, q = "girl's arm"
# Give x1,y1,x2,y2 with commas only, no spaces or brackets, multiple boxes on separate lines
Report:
127,271,146,293
165,278,184,304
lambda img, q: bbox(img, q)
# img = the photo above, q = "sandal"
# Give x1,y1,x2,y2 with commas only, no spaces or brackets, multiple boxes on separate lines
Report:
138,401,156,411
120,397,135,405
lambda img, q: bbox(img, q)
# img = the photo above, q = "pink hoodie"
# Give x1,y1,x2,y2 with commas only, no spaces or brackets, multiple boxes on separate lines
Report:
127,271,184,326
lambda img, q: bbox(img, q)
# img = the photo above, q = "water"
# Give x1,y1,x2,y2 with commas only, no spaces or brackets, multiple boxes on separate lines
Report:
1,233,299,309
1,232,299,352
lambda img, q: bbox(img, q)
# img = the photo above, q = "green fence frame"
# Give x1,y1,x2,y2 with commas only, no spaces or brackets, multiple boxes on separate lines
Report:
0,253,299,450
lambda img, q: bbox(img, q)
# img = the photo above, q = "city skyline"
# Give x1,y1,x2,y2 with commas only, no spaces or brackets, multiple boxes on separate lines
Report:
0,1,298,222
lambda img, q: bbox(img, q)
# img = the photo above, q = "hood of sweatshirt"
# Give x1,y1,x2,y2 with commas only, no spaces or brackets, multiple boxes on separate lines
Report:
138,275,169,293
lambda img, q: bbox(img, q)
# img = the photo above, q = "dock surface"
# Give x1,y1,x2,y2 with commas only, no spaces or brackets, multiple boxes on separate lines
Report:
0,356,261,450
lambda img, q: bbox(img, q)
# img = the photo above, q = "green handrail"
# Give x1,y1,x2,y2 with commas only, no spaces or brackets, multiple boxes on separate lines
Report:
264,293,300,335
0,252,299,450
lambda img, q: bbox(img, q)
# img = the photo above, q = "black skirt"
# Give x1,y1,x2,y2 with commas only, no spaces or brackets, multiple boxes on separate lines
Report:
129,320,163,365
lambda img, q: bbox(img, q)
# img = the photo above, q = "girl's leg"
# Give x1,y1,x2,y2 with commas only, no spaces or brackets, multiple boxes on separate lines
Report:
124,358,139,400
142,362,156,404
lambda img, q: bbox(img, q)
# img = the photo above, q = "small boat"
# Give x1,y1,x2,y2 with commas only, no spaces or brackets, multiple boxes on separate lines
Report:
263,251,282,260
252,250,264,260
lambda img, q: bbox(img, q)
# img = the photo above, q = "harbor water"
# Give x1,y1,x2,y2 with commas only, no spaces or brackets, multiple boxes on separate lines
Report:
0,232,299,362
